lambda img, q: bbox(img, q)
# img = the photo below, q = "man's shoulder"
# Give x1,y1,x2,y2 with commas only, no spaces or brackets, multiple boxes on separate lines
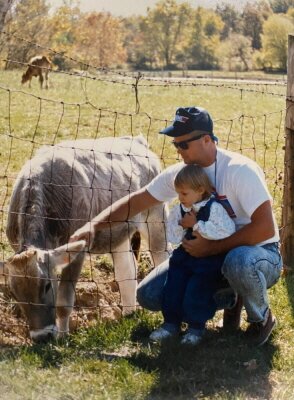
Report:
147,162,184,202
159,161,185,179
218,148,260,171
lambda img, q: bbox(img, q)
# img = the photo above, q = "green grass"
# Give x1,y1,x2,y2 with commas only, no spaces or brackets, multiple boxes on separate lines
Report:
0,69,291,399
1,275,294,400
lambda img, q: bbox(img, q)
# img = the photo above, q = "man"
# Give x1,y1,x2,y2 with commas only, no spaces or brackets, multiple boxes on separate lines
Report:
70,106,282,346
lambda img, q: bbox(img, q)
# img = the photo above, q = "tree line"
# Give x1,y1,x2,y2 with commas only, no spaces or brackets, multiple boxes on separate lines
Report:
1,0,294,72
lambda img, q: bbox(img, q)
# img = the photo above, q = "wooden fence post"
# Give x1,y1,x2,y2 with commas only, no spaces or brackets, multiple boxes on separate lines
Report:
281,34,294,267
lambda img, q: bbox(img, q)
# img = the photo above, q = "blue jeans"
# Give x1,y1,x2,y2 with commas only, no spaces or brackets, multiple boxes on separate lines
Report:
137,243,282,323
163,245,225,329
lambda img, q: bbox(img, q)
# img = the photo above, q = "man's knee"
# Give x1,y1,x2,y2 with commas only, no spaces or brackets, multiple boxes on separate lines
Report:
136,282,148,308
222,246,253,282
137,282,163,311
136,259,169,311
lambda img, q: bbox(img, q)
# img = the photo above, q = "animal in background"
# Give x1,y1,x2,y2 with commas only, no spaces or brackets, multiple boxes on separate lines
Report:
21,55,52,89
2,135,169,342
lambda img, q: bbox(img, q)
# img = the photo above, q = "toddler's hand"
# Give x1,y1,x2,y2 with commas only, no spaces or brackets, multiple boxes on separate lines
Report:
179,210,197,229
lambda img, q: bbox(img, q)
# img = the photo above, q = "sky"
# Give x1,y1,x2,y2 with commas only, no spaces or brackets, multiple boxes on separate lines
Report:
48,0,248,17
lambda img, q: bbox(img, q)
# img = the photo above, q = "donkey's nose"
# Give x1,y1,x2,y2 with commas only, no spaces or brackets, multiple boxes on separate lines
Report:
30,325,57,343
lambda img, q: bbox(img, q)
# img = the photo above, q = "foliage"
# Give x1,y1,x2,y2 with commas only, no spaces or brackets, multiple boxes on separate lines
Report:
269,0,294,13
3,0,50,67
139,0,192,69
187,7,224,70
121,16,149,70
217,33,253,71
215,3,242,39
46,3,81,70
73,12,127,68
0,0,13,32
260,13,294,70
241,2,270,49
2,0,294,73
2,0,126,70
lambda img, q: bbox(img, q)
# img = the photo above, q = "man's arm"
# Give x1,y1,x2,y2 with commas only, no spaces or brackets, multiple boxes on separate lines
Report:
69,188,161,246
182,200,275,257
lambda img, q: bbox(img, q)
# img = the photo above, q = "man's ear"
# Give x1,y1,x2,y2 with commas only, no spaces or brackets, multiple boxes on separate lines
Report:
203,134,213,144
48,240,86,271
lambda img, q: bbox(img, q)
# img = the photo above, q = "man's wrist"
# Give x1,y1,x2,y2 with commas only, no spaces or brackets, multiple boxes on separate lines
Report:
211,239,223,255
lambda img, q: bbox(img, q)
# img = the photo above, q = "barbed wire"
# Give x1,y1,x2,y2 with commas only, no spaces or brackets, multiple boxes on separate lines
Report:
0,30,288,102
2,57,287,101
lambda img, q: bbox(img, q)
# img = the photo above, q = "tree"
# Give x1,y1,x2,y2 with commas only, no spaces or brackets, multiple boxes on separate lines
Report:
3,0,50,67
0,0,14,31
217,33,253,71
0,0,14,65
257,0,274,19
141,0,192,69
260,13,294,70
269,0,294,13
74,12,127,68
216,3,242,39
47,2,82,69
288,6,294,17
242,2,269,50
188,7,224,69
122,15,157,69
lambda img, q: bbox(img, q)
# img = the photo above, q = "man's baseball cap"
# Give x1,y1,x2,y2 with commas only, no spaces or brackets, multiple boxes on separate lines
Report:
160,106,215,138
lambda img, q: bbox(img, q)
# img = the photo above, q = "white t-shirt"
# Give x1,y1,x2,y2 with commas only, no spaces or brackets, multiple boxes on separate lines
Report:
166,196,236,245
146,147,279,246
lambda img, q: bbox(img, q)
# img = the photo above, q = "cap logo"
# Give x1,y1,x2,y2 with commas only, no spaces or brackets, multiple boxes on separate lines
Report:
175,115,189,123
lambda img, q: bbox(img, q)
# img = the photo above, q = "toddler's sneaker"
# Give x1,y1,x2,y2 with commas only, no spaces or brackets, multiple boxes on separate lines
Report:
149,323,178,343
181,329,204,346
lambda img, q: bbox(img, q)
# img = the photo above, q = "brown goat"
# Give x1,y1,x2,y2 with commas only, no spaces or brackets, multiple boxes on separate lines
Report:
21,55,52,89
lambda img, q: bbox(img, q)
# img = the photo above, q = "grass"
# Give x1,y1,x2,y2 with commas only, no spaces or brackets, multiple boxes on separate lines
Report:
0,69,292,399
1,275,294,400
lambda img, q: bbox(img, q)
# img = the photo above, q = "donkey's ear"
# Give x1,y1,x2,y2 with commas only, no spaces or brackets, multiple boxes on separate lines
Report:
48,240,86,271
7,249,37,269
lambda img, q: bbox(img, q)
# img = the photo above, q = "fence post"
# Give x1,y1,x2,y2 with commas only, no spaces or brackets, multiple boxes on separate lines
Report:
281,34,294,267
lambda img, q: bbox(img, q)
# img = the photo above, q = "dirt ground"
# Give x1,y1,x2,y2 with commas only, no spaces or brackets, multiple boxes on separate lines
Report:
0,253,152,346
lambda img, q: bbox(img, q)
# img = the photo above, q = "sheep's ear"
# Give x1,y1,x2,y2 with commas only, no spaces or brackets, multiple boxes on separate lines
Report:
48,240,86,271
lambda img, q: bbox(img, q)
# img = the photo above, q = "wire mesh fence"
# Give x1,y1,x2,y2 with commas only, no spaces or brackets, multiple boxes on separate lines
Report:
0,31,287,344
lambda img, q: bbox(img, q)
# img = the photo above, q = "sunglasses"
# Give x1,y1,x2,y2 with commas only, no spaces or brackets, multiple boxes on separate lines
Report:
172,135,204,150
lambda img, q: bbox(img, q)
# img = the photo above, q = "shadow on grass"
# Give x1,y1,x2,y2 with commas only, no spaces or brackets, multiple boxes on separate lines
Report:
0,312,279,399
0,340,67,368
129,326,278,399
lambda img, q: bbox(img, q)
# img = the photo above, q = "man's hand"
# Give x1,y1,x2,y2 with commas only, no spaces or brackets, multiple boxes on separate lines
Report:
182,231,217,257
69,222,95,248
180,210,197,229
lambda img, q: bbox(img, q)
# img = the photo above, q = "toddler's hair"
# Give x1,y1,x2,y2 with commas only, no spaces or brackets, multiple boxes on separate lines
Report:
174,164,213,199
